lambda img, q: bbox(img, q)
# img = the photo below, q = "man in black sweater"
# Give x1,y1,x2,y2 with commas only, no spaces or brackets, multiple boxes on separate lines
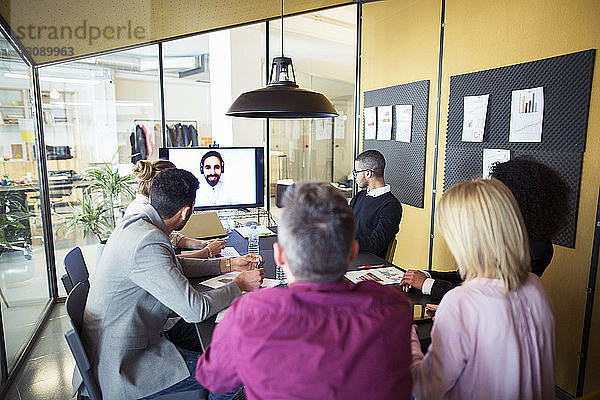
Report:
350,150,402,258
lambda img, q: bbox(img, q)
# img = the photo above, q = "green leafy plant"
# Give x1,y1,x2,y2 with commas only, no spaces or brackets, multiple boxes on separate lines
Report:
59,152,135,243
0,190,31,251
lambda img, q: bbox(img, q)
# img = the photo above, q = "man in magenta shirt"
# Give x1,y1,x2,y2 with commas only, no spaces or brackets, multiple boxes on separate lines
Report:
196,182,412,399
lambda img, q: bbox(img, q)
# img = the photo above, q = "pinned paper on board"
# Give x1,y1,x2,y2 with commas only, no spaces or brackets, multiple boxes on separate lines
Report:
509,87,544,142
334,116,345,140
483,149,510,179
462,94,489,142
394,105,413,142
316,119,329,141
364,107,376,140
376,105,392,140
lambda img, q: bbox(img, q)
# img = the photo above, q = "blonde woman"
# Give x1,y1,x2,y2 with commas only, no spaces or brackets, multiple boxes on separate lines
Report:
127,160,225,259
410,179,555,400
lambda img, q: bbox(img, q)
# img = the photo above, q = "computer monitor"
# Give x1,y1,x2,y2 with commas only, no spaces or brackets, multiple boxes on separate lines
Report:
159,147,264,210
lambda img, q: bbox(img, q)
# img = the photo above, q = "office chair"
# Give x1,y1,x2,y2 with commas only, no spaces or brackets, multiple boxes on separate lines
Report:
61,273,74,293
64,247,89,288
385,238,398,263
65,283,207,400
65,282,102,400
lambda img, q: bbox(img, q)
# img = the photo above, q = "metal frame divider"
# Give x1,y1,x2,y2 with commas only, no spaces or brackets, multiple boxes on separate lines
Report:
427,0,446,270
265,21,271,223
353,2,362,196
577,186,600,396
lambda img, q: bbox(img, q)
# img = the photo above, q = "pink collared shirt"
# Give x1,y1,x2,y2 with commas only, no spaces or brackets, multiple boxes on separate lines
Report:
196,279,413,399
410,274,555,400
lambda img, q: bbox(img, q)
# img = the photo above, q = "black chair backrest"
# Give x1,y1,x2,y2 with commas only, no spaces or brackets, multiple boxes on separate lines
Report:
66,281,88,332
64,247,89,287
61,273,74,294
65,282,102,400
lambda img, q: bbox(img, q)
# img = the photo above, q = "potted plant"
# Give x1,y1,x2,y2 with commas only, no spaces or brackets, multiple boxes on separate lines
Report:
59,154,135,244
0,190,32,256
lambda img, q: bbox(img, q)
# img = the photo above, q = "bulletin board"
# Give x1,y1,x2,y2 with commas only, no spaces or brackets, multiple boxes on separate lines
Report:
443,49,596,248
363,80,430,208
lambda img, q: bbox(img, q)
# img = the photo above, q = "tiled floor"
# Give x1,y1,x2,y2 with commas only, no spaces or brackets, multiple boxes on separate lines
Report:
5,303,75,400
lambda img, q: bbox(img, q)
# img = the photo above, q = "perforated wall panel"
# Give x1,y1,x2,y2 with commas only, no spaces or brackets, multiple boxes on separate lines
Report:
443,49,595,248
363,80,430,208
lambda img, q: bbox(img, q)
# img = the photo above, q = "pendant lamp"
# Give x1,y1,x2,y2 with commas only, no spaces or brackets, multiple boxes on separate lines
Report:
226,1,338,119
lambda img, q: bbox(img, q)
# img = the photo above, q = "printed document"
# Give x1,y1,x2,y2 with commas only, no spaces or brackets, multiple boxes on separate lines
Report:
395,105,413,142
509,87,544,142
345,266,405,285
462,94,489,142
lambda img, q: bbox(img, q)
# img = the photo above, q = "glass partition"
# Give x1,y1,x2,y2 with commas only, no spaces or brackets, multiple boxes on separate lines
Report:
38,45,161,295
268,5,357,212
0,36,51,372
162,23,266,148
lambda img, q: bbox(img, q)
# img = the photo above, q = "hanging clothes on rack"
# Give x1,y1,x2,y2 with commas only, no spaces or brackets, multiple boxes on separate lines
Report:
142,124,153,157
130,124,149,164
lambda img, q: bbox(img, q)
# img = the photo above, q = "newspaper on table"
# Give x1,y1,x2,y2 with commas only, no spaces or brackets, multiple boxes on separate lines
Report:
344,266,405,285
201,271,280,290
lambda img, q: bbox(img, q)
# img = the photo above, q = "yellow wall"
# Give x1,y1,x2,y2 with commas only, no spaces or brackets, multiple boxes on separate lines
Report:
362,0,441,269
363,0,600,395
0,0,347,65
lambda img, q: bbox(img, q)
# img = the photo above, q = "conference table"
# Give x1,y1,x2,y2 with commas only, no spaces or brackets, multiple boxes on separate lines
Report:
189,227,435,350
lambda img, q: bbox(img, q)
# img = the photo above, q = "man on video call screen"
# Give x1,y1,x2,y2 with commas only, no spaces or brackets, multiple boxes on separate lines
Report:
197,150,233,206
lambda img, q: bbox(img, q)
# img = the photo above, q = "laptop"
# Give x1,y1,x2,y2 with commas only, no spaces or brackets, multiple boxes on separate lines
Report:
178,212,227,239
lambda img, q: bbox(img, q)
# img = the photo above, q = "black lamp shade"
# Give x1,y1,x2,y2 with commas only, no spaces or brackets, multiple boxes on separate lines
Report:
226,56,339,119
226,85,338,118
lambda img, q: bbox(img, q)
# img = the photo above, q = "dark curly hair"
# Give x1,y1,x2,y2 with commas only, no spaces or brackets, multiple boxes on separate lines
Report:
490,157,570,240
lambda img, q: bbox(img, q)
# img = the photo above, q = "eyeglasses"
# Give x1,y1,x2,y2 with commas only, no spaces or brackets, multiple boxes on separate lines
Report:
352,169,371,177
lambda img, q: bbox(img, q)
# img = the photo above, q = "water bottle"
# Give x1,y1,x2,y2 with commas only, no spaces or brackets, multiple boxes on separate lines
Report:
275,265,287,285
247,225,260,255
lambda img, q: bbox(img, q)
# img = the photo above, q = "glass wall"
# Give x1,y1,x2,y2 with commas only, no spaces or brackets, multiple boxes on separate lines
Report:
268,5,357,210
0,37,51,372
162,23,266,148
0,2,358,382
38,45,161,295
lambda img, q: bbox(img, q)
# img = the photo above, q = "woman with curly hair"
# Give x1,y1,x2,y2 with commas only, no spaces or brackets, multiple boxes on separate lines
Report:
126,159,226,259
401,157,570,299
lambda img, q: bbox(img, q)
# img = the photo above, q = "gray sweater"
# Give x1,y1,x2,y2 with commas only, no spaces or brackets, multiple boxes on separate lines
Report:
75,204,241,399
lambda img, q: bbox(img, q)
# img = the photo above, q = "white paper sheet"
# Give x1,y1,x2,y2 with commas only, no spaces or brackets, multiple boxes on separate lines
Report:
179,246,240,259
200,272,281,291
394,105,413,142
364,107,377,140
334,116,345,139
377,105,392,140
315,119,330,141
292,120,301,139
483,149,511,179
235,225,275,238
344,266,405,285
288,141,295,163
509,87,544,142
462,94,489,142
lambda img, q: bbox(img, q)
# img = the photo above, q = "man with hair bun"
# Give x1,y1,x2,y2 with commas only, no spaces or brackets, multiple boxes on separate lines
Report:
350,149,402,258
196,182,412,399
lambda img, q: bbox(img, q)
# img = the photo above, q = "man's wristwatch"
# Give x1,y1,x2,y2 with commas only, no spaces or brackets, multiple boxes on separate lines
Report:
225,258,232,272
